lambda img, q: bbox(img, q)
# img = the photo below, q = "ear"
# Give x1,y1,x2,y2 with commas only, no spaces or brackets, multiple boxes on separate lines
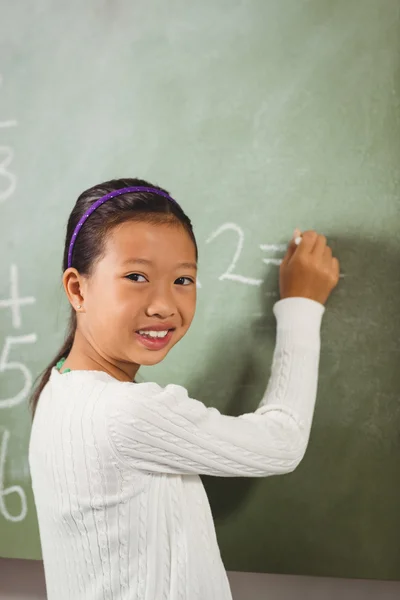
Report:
62,268,87,312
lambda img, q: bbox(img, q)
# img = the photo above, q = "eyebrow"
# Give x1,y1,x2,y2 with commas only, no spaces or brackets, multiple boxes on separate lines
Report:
122,258,197,270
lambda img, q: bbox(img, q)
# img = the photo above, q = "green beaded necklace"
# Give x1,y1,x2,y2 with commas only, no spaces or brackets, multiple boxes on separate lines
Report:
56,357,71,374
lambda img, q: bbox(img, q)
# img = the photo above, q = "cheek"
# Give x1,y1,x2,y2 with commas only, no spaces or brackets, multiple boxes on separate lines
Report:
181,291,197,326
86,281,135,324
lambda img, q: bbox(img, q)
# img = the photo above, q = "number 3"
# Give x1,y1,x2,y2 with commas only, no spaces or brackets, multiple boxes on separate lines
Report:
0,334,37,409
0,146,17,203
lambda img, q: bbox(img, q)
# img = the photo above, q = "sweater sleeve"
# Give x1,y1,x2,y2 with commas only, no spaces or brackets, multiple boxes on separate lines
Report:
106,297,325,477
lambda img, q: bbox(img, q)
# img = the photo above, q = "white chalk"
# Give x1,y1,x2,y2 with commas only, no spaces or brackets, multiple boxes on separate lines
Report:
293,228,302,246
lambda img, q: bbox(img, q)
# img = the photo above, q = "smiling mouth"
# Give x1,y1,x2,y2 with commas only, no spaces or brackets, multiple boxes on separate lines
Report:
137,329,171,338
135,328,175,350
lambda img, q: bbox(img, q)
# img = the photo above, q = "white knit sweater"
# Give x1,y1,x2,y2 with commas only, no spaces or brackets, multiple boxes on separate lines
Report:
29,298,324,600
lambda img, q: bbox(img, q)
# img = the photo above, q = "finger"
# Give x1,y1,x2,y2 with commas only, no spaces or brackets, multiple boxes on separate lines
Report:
281,238,298,266
296,230,318,254
312,235,327,259
332,257,340,281
293,228,302,244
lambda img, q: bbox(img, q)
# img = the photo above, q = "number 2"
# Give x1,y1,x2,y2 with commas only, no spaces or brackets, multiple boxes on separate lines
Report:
206,223,263,286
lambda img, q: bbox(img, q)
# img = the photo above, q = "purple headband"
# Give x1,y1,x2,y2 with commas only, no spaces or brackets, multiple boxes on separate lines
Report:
67,186,180,269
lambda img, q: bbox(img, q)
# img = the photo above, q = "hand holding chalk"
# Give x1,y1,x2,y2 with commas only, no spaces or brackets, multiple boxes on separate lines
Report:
280,229,340,305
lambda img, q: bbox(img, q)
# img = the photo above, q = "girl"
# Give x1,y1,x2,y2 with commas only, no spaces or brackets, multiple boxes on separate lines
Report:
29,178,339,600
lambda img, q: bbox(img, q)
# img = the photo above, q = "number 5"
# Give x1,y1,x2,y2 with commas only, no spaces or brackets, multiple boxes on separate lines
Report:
0,334,37,409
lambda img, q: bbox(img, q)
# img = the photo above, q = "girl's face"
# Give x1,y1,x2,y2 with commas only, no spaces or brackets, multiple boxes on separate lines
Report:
77,220,197,371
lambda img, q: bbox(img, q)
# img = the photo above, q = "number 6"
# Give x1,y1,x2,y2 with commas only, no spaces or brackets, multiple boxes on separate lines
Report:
0,430,27,522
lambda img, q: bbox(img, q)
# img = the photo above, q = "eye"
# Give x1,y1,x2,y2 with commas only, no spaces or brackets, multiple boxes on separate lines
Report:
126,273,147,283
175,276,195,286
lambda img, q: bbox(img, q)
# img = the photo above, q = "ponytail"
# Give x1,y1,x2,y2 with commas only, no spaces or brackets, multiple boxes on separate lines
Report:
30,311,77,417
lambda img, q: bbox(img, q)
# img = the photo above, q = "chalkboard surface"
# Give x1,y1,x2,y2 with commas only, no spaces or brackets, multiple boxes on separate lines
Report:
1,0,400,580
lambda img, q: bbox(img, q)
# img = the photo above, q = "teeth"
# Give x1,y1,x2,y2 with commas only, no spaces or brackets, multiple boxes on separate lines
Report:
138,330,169,338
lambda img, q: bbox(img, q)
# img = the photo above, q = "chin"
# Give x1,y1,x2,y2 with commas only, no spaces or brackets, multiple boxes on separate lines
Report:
138,354,169,367
134,345,175,367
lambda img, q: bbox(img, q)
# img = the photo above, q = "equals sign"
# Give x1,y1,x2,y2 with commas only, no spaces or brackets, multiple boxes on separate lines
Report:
259,244,287,266
260,243,346,278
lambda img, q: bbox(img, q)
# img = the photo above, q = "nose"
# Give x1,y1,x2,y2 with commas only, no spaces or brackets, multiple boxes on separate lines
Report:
145,282,177,319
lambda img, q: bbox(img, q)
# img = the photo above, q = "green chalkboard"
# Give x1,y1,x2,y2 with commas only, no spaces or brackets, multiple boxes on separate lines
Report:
1,0,400,580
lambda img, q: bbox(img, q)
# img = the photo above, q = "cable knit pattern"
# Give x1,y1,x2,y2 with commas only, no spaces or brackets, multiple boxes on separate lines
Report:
89,397,112,599
64,399,85,596
29,297,324,600
114,458,129,594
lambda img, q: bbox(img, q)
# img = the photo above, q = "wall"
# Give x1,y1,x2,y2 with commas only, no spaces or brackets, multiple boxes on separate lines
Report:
1,559,400,599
